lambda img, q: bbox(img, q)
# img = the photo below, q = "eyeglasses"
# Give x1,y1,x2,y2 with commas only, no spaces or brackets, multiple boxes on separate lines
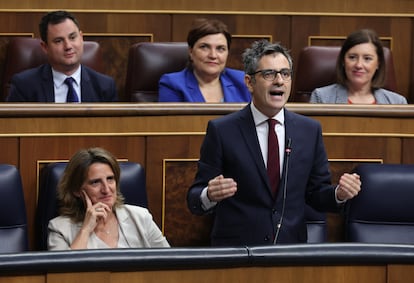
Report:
249,68,292,81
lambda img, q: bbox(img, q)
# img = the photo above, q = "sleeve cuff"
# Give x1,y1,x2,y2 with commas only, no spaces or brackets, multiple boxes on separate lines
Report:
334,185,347,204
201,186,217,211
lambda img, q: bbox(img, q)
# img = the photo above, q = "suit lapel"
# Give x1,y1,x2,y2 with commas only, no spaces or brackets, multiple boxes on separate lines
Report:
80,66,94,102
185,69,205,102
280,109,296,193
220,70,234,101
283,108,295,147
334,84,349,103
237,105,270,190
41,65,56,102
116,206,139,247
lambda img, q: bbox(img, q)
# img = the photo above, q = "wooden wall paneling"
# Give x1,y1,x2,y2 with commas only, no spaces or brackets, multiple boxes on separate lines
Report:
307,36,392,48
47,272,110,283
389,17,412,101
0,275,45,283
72,13,172,39
228,35,273,70
19,136,146,250
316,114,408,165
316,16,392,36
290,16,320,102
290,16,320,58
315,115,412,135
0,116,158,135
224,15,291,69
388,264,414,283
324,136,402,164
72,13,113,36
103,14,172,39
79,13,173,101
146,135,205,233
162,159,213,247
3,0,414,14
111,265,386,283
242,266,386,283
225,15,291,46
0,137,19,167
83,34,153,102
409,18,414,103
0,265,392,283
0,264,395,283
0,13,43,34
402,138,414,163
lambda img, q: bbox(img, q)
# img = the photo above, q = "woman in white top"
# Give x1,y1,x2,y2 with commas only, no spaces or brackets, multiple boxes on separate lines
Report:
48,147,169,250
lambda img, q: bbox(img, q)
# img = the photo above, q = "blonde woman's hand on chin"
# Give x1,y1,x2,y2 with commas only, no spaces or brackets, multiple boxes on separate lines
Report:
70,190,111,249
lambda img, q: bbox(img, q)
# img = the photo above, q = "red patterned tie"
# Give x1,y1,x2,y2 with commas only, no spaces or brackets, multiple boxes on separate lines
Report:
267,119,280,199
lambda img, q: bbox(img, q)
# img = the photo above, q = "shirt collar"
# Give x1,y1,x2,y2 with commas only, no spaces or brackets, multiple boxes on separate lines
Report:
52,65,81,88
250,103,285,126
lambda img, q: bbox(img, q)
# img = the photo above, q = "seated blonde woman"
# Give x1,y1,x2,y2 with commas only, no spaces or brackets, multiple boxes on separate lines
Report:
48,147,169,250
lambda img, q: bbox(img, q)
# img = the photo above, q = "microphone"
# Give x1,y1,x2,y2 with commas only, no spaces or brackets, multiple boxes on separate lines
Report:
273,138,292,244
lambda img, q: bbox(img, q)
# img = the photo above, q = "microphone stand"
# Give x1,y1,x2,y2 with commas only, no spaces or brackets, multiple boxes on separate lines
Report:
273,138,292,244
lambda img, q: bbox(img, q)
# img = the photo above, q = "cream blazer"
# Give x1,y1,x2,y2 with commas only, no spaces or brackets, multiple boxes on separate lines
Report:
48,204,170,250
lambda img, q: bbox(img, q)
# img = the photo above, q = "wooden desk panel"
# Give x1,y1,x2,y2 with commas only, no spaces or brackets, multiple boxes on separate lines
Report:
2,265,386,283
0,243,410,283
0,103,413,250
388,264,414,283
110,266,386,283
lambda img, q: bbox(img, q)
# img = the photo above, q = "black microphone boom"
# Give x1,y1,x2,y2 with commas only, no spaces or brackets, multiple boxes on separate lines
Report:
273,138,292,244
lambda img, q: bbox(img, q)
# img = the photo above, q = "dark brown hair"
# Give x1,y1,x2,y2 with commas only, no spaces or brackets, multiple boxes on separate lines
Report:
57,147,124,222
39,10,80,43
187,18,232,49
336,29,385,90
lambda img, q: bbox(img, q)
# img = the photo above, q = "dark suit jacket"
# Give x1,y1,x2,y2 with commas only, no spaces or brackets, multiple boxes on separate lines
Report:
187,104,338,246
158,67,251,102
7,64,117,102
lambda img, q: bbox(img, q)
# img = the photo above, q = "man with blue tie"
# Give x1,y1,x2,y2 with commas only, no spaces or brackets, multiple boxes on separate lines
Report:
7,10,117,102
187,40,362,246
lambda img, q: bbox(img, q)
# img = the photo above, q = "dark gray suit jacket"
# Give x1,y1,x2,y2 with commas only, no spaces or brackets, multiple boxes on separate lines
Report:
310,83,407,104
7,64,117,102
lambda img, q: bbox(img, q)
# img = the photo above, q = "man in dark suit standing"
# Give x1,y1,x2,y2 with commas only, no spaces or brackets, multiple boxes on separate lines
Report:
187,40,361,246
7,10,117,102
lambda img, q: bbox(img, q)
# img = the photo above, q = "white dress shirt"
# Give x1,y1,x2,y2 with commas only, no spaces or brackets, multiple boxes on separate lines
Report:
52,66,81,103
201,103,286,210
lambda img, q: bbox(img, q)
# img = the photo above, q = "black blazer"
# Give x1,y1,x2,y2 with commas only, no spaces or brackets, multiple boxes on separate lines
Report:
187,104,338,246
7,64,117,102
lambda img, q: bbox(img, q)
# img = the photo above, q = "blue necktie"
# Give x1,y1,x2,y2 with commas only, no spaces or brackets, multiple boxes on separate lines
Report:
64,77,79,103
